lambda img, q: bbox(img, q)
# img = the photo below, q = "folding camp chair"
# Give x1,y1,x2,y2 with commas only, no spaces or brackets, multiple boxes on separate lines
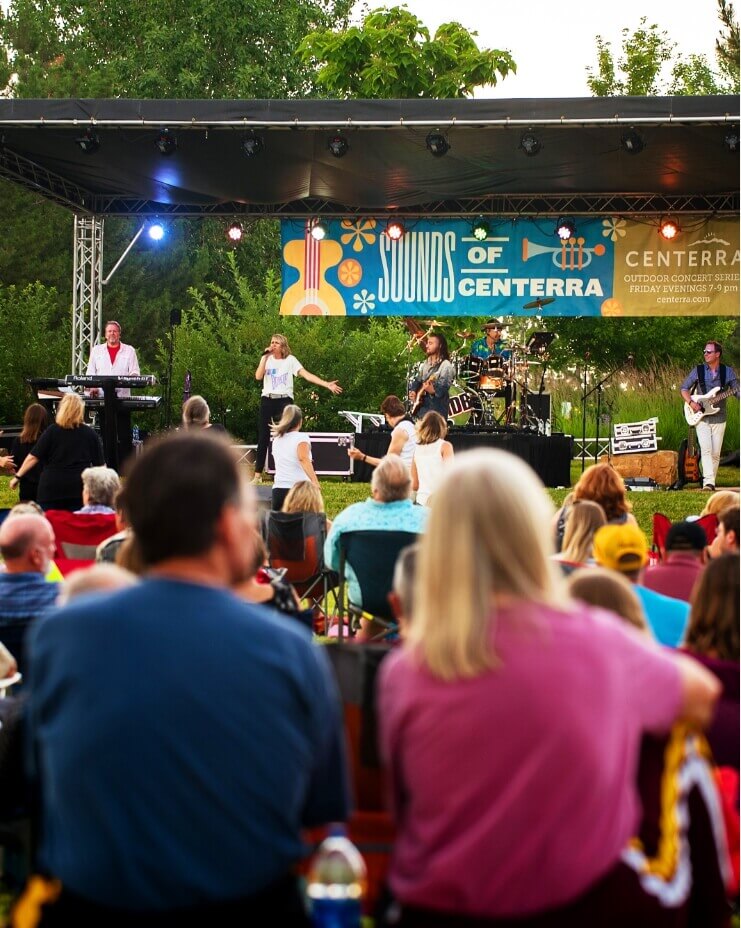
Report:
337,530,419,642
44,510,117,576
651,512,718,560
264,511,338,631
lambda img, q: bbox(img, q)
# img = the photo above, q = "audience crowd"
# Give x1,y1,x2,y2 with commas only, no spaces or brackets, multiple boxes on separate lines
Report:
0,409,738,927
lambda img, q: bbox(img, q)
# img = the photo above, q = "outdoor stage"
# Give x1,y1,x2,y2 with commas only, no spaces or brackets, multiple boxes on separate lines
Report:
352,429,573,488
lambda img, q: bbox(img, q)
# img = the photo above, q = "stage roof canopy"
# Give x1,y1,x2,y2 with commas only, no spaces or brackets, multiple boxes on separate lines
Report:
0,95,738,218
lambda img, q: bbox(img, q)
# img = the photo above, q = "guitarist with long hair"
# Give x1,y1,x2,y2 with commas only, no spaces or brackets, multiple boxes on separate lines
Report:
408,332,455,421
680,340,738,492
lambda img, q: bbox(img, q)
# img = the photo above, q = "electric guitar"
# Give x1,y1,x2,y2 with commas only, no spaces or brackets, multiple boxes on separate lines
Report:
684,385,737,426
410,372,438,417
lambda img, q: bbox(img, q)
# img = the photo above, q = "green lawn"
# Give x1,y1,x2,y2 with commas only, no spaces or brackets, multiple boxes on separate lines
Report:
2,461,738,542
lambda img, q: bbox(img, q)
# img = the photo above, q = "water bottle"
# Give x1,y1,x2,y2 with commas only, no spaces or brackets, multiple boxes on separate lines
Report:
306,824,367,928
132,425,140,442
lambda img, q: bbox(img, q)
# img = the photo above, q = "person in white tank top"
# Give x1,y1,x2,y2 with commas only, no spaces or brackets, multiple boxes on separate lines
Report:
411,411,454,506
348,395,417,470
270,404,319,511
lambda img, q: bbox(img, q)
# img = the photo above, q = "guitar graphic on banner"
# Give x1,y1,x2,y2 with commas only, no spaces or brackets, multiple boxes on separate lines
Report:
280,222,347,315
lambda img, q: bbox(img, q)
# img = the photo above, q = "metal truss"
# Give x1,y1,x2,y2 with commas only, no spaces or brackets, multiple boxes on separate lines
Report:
89,191,738,218
0,147,92,213
72,216,104,375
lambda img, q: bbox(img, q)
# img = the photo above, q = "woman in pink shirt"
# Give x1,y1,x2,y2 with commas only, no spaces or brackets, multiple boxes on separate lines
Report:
378,449,726,927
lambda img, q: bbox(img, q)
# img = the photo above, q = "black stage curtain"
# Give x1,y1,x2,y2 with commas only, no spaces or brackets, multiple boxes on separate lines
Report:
352,430,572,488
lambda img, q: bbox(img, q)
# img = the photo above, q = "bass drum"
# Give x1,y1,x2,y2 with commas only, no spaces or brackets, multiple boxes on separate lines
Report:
447,381,483,428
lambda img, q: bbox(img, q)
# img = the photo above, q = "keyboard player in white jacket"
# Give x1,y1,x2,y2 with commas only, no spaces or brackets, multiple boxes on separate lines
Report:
86,320,141,467
86,320,140,398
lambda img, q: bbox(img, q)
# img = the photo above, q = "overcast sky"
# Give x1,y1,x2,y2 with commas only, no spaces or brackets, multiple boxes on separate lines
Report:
358,0,724,97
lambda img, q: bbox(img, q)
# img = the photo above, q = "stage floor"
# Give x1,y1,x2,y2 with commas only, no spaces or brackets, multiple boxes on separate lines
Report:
352,429,572,488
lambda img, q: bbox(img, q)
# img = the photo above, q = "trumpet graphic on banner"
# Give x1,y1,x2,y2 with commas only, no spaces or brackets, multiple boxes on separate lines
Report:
522,236,606,270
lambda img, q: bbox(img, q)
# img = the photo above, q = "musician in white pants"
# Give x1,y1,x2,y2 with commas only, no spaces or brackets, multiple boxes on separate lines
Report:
680,340,738,491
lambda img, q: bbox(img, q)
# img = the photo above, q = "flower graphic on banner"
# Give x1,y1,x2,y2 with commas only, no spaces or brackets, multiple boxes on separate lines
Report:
353,289,376,314
341,219,377,252
602,218,627,242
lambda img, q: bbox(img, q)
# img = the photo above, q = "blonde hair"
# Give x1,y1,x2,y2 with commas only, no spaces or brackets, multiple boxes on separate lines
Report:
282,480,325,514
270,334,290,359
182,395,210,428
416,410,448,445
408,449,562,681
566,567,648,632
271,404,303,438
560,499,606,564
56,392,85,429
700,490,739,517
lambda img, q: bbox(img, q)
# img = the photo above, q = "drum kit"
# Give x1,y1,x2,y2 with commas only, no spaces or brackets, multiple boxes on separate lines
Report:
402,314,555,431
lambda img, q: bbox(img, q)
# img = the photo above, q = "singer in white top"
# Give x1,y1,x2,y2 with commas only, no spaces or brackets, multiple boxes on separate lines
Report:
253,334,342,483
86,321,140,398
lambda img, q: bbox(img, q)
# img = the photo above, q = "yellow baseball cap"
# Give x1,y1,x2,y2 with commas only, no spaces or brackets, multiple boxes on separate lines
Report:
593,523,649,573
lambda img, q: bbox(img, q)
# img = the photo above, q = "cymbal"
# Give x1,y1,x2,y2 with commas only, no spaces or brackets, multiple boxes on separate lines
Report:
422,319,448,327
456,331,476,340
523,297,556,310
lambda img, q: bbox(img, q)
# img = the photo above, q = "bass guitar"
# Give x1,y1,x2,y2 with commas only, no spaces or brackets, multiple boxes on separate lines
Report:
676,425,701,488
684,385,737,426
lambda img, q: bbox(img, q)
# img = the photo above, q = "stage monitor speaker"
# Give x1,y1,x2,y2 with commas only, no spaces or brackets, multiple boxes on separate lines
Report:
527,393,551,424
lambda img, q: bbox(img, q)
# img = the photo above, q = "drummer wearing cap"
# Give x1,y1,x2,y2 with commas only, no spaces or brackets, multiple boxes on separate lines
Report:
470,320,513,411
470,319,511,363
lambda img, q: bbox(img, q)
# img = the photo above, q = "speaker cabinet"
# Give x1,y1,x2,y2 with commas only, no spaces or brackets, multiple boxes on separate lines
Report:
527,393,551,424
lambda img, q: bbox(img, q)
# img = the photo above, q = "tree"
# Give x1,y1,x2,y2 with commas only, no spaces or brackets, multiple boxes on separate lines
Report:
298,5,515,98
716,0,740,87
586,9,738,96
0,283,69,423
0,0,353,98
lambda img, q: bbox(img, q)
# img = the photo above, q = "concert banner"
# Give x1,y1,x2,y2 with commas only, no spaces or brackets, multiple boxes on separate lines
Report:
280,216,739,317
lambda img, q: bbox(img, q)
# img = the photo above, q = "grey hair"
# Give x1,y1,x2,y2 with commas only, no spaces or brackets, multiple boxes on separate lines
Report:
371,453,411,502
82,466,121,508
272,404,303,438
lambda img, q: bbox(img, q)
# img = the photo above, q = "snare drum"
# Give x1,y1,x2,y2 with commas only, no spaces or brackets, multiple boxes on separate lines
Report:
479,357,506,392
458,355,482,387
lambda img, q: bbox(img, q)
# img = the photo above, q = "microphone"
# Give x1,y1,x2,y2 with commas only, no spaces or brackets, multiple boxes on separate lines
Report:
262,348,271,355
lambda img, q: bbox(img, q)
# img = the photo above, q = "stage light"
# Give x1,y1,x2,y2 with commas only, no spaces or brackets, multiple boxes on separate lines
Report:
227,221,244,242
620,129,644,155
148,222,165,241
242,132,264,157
555,217,576,240
519,130,541,157
723,129,739,153
426,131,449,157
309,218,329,241
658,216,681,241
471,217,490,241
327,133,349,158
76,128,100,154
155,129,177,156
384,219,406,241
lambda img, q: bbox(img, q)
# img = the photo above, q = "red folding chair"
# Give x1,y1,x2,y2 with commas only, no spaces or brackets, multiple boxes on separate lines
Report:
651,512,718,561
44,510,118,576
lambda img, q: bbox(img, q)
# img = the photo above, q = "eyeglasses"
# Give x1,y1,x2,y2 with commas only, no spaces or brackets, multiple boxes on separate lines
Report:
703,349,717,354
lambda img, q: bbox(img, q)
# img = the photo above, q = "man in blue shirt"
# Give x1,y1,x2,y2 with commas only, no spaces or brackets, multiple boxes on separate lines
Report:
0,513,58,622
470,319,513,415
680,339,738,491
593,523,690,647
24,432,349,925
325,454,428,609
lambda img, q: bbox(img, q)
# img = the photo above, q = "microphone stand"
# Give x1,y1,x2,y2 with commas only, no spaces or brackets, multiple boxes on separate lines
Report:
580,361,622,472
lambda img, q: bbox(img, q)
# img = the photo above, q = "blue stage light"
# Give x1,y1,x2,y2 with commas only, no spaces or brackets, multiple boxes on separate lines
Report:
148,222,165,241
